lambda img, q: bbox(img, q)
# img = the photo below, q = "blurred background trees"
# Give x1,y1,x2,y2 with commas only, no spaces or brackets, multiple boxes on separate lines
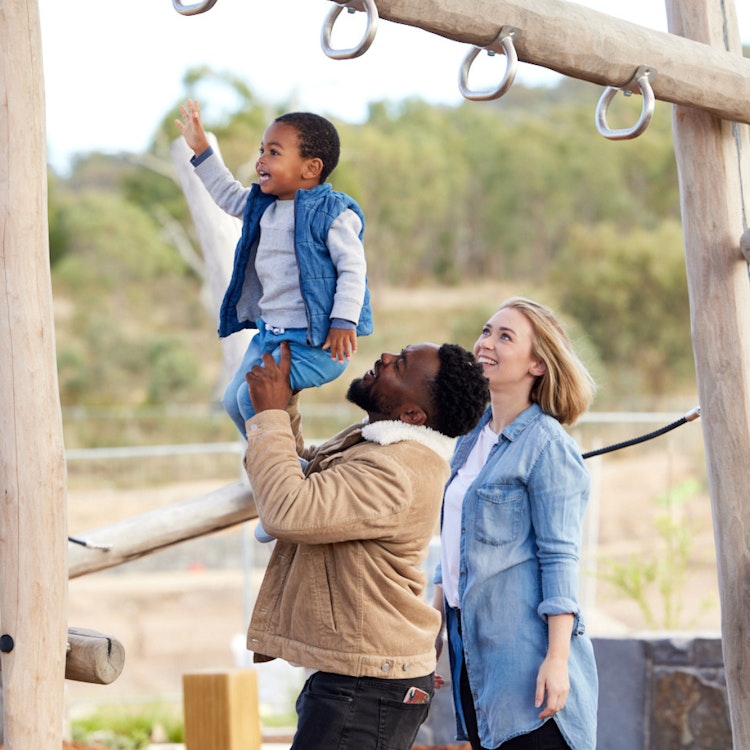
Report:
48,68,697,445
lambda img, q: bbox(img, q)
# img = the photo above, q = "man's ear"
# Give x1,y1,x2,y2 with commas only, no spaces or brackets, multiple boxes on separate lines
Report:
399,405,428,426
303,157,324,181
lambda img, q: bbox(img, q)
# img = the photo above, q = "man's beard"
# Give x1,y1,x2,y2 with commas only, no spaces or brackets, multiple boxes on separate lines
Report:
346,377,394,416
346,377,377,412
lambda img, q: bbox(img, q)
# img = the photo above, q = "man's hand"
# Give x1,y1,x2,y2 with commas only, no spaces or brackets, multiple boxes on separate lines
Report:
245,342,293,413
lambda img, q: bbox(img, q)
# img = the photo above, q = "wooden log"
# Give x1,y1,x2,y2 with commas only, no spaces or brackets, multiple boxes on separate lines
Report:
370,0,750,124
183,670,262,750
665,0,750,746
0,1,67,748
0,628,124,684
0,628,125,686
65,628,125,685
67,481,257,579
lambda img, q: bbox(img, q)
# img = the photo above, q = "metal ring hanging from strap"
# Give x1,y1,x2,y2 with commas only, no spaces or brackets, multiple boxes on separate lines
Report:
321,0,379,60
595,66,656,141
458,27,519,102
172,0,218,15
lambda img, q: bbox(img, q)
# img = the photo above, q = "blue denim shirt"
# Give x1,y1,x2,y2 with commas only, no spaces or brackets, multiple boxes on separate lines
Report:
437,403,598,749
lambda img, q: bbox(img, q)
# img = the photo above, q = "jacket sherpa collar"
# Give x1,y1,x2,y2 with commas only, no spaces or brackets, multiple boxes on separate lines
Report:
361,419,455,462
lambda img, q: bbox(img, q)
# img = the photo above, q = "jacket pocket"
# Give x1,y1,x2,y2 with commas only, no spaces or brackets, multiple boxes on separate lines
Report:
475,484,524,546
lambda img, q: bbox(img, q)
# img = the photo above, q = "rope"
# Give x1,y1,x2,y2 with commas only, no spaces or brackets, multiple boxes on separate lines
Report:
582,406,700,459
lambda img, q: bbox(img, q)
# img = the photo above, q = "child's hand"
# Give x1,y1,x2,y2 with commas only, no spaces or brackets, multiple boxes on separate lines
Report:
175,98,210,157
323,327,357,363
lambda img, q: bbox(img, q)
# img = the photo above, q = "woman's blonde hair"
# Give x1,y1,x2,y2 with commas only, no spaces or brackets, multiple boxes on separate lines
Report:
498,297,596,425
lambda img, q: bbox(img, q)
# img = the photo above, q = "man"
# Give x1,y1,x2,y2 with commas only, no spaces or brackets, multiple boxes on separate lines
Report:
243,340,489,750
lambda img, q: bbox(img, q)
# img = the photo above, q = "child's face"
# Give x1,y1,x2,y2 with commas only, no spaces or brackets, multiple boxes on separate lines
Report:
256,122,319,200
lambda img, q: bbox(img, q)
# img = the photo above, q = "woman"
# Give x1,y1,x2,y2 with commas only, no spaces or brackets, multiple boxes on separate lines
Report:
435,297,598,749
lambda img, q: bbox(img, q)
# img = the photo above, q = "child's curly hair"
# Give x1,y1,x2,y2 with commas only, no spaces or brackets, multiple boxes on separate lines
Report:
275,112,340,182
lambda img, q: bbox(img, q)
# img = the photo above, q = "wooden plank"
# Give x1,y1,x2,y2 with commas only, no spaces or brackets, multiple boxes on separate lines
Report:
0,1,67,747
665,0,750,745
67,481,257,579
369,0,750,124
183,670,262,750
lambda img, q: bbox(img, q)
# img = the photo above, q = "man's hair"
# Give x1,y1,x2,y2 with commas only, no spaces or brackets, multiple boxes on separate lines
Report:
429,344,489,438
275,112,340,182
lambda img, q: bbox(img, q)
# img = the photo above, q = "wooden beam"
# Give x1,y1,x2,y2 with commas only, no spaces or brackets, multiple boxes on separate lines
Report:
369,0,750,124
665,1,750,746
0,1,67,748
67,481,257,578
65,628,125,685
1,628,126,685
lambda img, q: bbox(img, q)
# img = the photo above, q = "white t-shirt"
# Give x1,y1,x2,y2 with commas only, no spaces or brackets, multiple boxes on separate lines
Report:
440,422,498,609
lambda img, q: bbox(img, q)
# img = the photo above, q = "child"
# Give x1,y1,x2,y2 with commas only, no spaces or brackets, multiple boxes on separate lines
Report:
176,99,373,540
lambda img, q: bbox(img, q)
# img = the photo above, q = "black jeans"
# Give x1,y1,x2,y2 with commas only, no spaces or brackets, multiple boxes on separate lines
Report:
460,661,570,750
291,670,434,750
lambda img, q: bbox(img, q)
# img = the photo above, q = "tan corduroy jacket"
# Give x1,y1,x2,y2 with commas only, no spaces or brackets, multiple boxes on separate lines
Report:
243,398,454,679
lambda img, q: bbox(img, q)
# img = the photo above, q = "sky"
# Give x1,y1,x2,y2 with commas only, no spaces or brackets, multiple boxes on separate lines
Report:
37,0,750,174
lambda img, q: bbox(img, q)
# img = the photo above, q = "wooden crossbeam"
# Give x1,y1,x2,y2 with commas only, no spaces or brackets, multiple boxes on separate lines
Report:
371,0,750,124
67,481,257,579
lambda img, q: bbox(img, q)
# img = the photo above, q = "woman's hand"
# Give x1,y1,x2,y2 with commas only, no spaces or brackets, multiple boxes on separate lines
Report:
535,654,570,719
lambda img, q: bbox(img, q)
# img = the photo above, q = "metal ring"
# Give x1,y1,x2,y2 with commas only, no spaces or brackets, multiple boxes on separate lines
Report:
458,29,518,102
595,69,656,141
321,0,379,60
172,0,218,15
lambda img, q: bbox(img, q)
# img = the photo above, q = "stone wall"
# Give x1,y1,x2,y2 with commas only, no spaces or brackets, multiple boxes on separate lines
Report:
594,635,730,750
417,635,732,750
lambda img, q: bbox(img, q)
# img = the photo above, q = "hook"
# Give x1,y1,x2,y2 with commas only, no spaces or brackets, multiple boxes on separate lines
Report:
595,66,656,141
173,0,218,16
321,0,379,60
458,27,519,102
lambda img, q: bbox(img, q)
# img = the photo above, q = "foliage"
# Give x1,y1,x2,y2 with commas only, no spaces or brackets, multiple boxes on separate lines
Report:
47,69,698,439
71,701,183,748
51,190,214,410
596,479,715,630
550,219,693,397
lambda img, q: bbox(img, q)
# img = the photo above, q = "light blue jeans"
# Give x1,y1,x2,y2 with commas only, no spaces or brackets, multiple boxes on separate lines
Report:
222,319,348,439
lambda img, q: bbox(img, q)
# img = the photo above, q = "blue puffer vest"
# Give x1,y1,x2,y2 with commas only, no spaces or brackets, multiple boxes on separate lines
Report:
217,183,373,347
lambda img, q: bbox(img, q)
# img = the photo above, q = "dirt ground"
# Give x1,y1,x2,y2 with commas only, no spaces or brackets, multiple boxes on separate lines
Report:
64,445,721,717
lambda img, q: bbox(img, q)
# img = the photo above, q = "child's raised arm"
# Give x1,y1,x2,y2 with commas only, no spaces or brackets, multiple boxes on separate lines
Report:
175,98,211,157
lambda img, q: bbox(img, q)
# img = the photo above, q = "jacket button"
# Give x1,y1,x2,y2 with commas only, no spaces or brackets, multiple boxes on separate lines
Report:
402,663,410,671
380,663,390,672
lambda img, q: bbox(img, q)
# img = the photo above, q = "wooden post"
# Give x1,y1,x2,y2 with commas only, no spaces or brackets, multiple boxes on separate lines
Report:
183,670,262,750
665,0,750,745
0,1,67,748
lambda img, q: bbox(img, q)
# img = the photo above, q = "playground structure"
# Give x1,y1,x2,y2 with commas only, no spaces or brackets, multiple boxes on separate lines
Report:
2,0,750,747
